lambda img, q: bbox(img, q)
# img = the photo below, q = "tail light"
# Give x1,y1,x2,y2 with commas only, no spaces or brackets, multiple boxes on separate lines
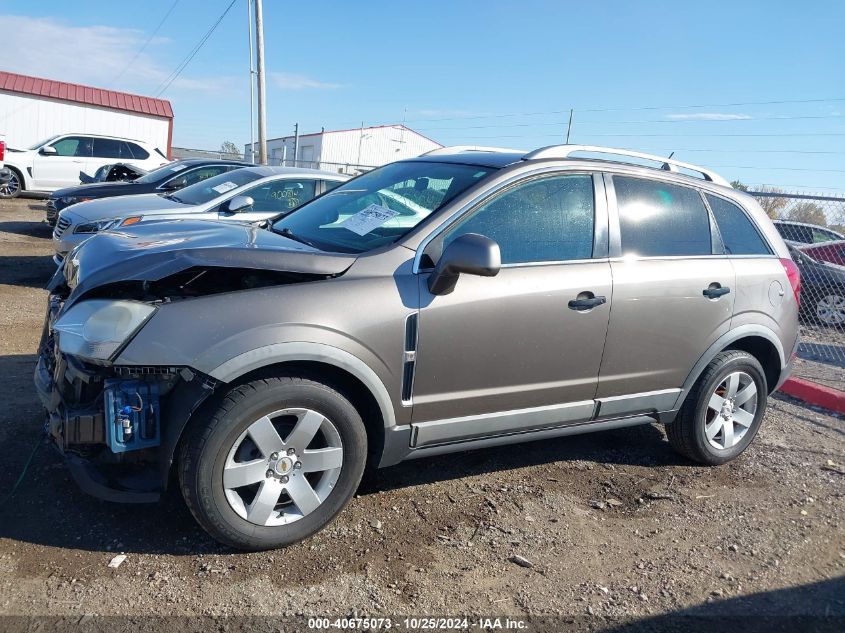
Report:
780,257,801,306
0,140,5,162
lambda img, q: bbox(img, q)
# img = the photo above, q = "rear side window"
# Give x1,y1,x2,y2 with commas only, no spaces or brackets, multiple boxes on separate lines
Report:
706,194,771,255
775,223,811,243
444,174,595,264
614,176,711,257
93,138,122,158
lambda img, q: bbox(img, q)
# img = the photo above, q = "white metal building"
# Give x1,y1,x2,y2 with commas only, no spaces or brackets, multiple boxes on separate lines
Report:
0,71,174,157
246,124,442,173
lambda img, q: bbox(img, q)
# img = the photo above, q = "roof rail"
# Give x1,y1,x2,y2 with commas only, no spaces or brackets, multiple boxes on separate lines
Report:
522,145,730,186
423,145,525,156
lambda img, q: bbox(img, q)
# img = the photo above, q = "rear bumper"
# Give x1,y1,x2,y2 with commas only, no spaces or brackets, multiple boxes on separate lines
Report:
0,167,10,186
773,334,799,392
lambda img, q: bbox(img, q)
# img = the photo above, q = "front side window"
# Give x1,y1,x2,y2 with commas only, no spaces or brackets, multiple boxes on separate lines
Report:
614,176,711,257
442,174,595,264
49,136,92,157
706,194,771,255
271,161,494,253
169,169,264,205
240,179,318,213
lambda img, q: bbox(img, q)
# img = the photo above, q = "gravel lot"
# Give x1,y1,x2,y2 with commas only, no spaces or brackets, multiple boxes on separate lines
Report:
0,198,843,627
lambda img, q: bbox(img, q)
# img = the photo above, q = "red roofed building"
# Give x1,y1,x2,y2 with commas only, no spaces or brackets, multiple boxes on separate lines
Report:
0,71,174,157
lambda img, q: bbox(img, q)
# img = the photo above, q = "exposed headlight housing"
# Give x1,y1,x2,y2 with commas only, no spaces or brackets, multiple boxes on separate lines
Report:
53,300,156,361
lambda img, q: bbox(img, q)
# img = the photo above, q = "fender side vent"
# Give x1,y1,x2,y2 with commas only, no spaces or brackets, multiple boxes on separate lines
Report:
401,313,419,405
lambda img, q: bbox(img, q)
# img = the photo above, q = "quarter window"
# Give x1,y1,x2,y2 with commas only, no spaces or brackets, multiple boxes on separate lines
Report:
614,176,711,257
443,174,595,265
125,142,150,160
706,194,771,255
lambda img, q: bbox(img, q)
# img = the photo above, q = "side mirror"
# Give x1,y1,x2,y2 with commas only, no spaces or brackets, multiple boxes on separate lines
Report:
162,176,187,191
226,195,254,213
427,233,501,295
39,146,57,156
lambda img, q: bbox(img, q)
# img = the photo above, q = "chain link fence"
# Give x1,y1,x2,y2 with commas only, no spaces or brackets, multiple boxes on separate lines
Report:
172,147,377,175
749,190,845,391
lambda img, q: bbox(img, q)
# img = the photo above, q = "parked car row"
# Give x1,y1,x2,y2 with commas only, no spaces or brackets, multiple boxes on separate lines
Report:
51,163,348,261
36,144,801,551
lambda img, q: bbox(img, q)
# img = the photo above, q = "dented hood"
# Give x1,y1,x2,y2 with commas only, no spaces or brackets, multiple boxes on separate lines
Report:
54,219,357,306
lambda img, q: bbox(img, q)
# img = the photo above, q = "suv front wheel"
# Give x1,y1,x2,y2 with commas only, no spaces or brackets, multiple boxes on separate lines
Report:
666,350,767,465
179,375,367,550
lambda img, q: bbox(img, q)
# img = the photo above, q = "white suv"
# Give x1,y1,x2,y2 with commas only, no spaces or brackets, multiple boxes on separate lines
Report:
1,133,169,198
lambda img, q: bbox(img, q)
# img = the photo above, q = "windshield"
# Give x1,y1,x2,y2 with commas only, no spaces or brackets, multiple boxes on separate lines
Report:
135,162,192,184
271,161,494,253
167,168,262,205
27,135,61,150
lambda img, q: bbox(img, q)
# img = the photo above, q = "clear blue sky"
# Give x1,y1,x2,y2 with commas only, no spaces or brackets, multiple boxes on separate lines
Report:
3,0,844,192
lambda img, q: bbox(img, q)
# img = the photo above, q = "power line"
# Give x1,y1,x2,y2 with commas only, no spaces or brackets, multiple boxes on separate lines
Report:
447,132,845,139
113,0,181,85
414,113,845,132
155,0,239,97
398,97,845,124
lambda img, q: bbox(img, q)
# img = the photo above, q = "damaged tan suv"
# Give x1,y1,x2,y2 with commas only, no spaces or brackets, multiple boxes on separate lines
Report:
37,145,800,550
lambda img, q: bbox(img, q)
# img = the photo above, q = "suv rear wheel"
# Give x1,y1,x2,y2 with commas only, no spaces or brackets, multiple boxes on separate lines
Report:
179,375,367,550
666,350,767,465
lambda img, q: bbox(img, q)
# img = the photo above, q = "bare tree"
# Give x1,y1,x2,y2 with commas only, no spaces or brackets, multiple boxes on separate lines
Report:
787,201,827,226
754,186,788,219
220,141,242,159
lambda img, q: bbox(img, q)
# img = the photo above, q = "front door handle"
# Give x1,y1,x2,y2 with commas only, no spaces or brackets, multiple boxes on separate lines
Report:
703,285,731,299
568,293,607,311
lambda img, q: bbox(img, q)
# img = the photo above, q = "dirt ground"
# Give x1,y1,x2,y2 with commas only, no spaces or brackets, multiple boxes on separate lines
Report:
0,197,843,627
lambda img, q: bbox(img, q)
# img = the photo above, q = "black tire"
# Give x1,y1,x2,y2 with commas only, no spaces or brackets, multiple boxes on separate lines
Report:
0,168,23,199
666,350,767,465
178,375,367,551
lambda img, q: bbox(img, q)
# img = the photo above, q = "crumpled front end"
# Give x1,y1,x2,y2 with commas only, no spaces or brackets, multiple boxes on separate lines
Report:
35,292,217,502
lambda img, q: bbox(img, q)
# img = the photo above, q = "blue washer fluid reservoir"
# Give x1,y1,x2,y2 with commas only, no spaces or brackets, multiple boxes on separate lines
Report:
103,379,161,453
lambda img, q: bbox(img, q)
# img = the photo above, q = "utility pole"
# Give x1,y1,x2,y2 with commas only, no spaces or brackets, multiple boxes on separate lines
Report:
246,0,255,163
254,0,268,164
293,123,299,167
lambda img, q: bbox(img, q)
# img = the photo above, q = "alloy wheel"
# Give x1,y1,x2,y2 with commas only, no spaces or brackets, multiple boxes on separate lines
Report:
0,172,20,197
704,371,758,450
816,293,845,326
223,408,343,526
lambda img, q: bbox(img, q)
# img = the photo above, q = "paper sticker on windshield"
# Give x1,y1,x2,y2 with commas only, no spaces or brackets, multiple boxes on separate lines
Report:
169,164,188,172
338,204,400,236
212,181,238,194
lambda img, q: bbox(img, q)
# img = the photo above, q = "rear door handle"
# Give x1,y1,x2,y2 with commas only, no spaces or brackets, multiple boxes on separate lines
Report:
568,293,607,311
703,285,731,299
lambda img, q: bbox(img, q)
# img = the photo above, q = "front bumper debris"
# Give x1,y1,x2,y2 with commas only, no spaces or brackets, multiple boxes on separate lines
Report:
35,293,216,503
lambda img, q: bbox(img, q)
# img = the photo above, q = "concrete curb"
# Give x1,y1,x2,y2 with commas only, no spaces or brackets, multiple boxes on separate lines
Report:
779,377,845,415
